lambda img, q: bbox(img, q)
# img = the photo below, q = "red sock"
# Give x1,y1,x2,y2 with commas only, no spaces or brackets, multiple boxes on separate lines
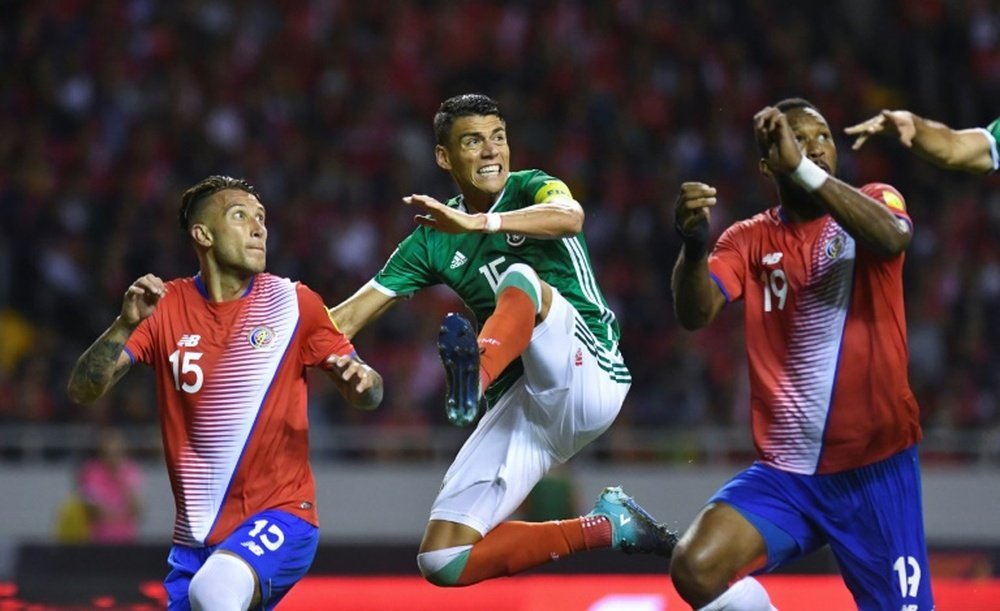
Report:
456,517,612,585
478,287,536,390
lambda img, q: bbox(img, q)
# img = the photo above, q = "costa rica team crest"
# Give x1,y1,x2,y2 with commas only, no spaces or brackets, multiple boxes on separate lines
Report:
248,326,276,349
825,233,847,260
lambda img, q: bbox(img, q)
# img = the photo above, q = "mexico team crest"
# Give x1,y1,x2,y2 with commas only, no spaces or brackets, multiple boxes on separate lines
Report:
248,326,276,349
506,233,526,247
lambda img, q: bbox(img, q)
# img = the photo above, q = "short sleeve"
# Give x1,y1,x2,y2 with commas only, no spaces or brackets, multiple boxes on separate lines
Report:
296,284,355,368
372,232,437,296
528,176,574,204
123,315,155,365
707,223,749,303
859,182,912,233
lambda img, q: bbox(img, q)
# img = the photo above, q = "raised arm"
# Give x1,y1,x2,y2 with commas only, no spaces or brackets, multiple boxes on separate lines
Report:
671,182,727,330
403,194,584,238
757,107,911,258
327,282,403,340
846,110,995,174
67,274,165,404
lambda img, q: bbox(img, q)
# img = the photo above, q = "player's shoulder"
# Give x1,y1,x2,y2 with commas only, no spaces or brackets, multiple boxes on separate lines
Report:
714,208,781,250
508,169,560,191
859,182,906,213
508,169,574,204
159,276,200,301
258,273,315,294
726,207,780,234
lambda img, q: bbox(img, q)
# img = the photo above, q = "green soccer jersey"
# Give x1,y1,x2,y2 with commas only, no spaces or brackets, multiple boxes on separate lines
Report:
373,169,630,402
985,117,1000,172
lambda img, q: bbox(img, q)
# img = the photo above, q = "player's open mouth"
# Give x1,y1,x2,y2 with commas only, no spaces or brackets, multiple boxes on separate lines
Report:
478,165,502,176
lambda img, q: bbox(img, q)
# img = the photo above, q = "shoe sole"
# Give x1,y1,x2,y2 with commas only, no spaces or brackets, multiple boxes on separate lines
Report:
438,313,481,427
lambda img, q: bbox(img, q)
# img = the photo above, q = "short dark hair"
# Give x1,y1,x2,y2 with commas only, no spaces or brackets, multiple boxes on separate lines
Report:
179,175,261,231
755,97,821,157
433,94,504,145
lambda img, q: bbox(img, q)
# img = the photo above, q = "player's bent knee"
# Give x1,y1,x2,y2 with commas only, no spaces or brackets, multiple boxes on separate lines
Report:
496,263,542,313
416,545,473,587
189,552,256,611
670,543,731,603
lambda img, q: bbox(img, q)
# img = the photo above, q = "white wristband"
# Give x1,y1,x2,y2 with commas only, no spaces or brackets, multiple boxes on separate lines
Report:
789,156,828,192
483,213,502,234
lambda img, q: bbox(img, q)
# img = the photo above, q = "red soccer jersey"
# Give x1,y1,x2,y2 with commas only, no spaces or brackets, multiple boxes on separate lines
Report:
124,273,353,546
708,184,922,475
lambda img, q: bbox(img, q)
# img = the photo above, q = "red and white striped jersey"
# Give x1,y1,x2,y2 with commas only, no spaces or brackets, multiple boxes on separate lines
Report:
124,273,353,546
708,183,922,475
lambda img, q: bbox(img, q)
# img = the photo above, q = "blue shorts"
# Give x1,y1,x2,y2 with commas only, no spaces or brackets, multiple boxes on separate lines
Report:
164,509,319,611
711,446,934,611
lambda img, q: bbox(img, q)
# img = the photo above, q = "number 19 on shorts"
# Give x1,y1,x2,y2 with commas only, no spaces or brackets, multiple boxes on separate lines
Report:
893,555,921,599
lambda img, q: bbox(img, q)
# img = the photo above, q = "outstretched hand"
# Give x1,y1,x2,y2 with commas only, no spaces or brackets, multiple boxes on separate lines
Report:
844,110,916,150
404,194,481,234
753,106,803,174
121,274,165,326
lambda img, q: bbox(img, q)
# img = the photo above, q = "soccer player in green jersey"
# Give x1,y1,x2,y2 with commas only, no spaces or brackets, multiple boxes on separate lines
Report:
846,110,1000,174
329,93,676,586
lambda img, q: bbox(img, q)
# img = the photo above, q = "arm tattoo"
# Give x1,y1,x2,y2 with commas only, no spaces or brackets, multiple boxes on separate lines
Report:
68,334,129,403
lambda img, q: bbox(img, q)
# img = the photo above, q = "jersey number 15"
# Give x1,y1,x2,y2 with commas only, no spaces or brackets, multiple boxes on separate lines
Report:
168,350,204,393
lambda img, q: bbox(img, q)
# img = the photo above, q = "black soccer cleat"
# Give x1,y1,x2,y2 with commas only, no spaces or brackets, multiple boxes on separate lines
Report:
437,313,485,427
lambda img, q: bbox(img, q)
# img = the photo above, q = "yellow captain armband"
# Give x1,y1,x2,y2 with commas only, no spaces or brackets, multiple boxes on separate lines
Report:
533,180,573,204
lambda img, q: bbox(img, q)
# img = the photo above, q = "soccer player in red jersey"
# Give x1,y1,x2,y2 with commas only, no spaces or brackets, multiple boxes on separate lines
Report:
68,176,383,610
670,99,932,610
846,109,1000,174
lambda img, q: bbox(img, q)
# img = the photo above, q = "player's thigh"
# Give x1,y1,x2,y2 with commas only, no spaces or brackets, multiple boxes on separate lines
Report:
672,502,769,584
215,509,320,610
707,463,826,573
521,289,627,457
822,447,933,611
430,383,557,534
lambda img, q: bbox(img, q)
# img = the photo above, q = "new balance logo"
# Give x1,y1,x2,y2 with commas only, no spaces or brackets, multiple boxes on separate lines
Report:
450,251,468,269
762,252,783,265
177,334,201,347
619,514,632,527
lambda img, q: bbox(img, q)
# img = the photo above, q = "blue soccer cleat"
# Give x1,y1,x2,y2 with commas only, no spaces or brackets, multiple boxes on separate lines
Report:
437,313,486,427
587,486,678,557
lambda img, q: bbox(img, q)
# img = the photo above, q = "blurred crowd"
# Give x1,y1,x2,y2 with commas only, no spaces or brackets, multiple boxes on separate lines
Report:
2,1,999,454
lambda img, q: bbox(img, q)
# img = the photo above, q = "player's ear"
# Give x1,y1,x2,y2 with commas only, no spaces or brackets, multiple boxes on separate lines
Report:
435,144,451,171
191,224,213,247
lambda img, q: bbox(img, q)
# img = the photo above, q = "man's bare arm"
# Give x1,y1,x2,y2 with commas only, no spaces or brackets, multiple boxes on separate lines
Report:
846,110,995,174
67,319,135,404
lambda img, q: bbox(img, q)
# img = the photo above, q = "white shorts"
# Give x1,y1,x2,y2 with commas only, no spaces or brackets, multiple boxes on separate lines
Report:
428,288,630,535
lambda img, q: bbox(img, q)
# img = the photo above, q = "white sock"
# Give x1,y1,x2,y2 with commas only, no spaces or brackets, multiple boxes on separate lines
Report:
697,577,777,611
189,552,257,611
